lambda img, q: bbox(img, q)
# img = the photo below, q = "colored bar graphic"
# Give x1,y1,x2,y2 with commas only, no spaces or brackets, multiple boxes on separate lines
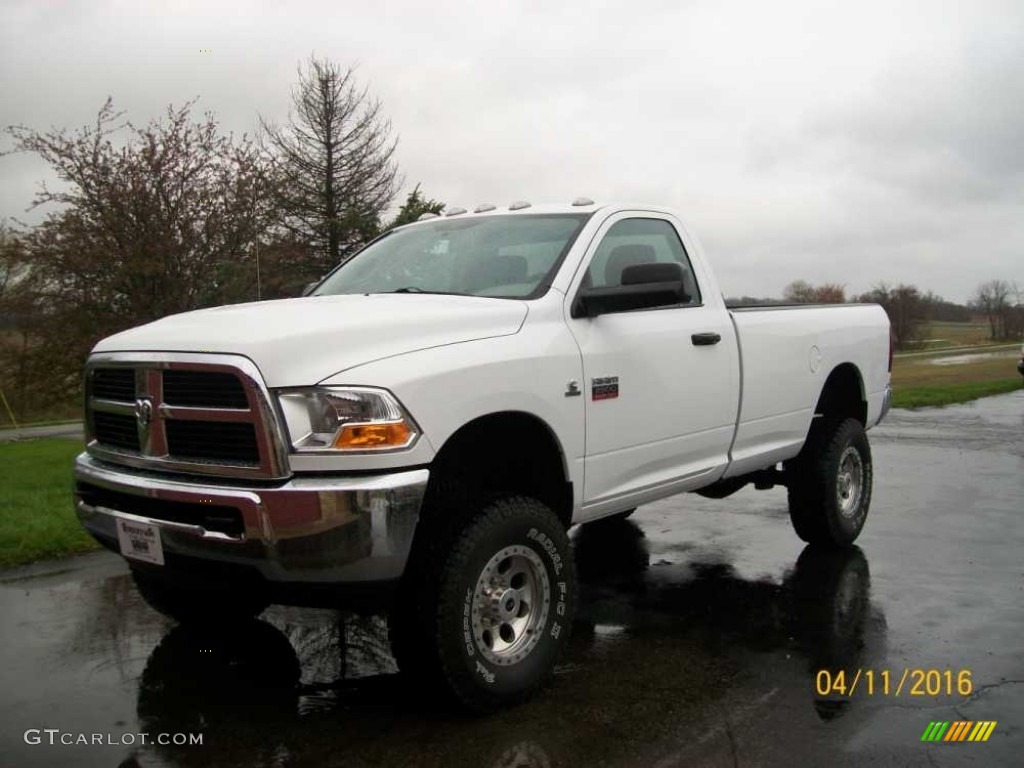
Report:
921,721,997,743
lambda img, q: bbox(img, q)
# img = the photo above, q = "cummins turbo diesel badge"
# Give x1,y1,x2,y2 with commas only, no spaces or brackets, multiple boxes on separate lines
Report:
592,376,619,401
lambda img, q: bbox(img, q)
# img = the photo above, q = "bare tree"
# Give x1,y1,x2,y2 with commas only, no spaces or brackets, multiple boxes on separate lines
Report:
859,282,929,350
971,279,1017,340
260,56,402,274
783,280,846,304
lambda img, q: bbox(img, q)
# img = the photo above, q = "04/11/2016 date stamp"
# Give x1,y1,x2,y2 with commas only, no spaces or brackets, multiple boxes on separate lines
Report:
815,668,974,698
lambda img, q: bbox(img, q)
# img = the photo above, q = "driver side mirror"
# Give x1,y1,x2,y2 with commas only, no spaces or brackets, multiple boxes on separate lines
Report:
571,262,690,319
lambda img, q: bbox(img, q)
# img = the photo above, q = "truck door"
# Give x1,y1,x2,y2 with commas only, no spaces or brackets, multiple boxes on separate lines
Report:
564,213,738,513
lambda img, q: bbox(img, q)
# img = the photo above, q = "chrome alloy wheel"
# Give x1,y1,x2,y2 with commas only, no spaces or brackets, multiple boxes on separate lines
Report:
836,446,864,518
471,545,551,666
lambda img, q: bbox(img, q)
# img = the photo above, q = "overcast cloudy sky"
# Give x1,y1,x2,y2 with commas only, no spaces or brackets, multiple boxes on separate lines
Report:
2,0,1021,302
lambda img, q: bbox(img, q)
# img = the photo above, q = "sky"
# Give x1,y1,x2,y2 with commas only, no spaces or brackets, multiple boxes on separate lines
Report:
1,0,1021,304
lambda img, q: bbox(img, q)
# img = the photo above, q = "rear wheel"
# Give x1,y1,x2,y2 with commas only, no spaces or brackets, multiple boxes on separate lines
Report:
390,496,575,712
786,418,873,546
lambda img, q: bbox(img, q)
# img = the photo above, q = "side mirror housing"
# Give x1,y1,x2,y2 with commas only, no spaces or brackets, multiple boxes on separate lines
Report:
301,281,318,297
571,262,689,319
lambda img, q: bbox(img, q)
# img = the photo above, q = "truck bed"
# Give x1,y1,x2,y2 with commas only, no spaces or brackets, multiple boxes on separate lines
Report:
723,303,890,478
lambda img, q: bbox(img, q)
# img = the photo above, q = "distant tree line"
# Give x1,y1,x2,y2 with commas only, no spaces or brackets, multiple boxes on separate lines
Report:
0,55,444,422
727,279,1020,352
756,279,1022,350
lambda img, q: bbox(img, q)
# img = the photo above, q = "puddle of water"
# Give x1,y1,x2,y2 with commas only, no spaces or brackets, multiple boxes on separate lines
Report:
929,350,1017,366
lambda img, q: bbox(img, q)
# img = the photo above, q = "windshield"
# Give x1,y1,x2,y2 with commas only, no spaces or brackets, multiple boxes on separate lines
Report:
314,213,591,299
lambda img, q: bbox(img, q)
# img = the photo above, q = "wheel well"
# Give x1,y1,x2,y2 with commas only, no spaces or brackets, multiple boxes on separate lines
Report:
423,412,573,528
815,364,866,425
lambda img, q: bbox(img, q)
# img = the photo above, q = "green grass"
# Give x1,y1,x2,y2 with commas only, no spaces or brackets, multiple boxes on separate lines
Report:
0,438,98,568
891,349,1022,408
919,321,993,349
892,378,1021,409
892,354,1018,386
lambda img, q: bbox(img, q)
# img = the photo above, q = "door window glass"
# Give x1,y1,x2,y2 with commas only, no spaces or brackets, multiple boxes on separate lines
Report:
584,218,701,304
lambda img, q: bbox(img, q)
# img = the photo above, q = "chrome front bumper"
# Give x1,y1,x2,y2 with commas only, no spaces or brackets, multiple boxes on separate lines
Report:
74,453,428,584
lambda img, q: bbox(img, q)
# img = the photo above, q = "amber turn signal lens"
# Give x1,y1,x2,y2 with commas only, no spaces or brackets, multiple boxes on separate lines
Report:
333,421,412,449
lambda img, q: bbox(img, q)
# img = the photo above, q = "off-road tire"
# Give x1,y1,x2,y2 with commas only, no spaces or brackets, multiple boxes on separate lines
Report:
390,496,575,712
132,568,269,625
786,417,873,546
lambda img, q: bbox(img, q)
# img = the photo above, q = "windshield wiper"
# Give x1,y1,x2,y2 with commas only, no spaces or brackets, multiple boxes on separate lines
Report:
383,287,467,296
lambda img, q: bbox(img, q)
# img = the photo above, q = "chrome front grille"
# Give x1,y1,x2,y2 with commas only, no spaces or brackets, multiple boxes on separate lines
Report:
84,353,290,480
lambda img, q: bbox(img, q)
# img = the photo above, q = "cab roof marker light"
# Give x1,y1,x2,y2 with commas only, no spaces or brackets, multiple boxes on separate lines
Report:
572,197,595,206
416,212,440,221
446,207,467,216
509,201,532,210
474,203,497,213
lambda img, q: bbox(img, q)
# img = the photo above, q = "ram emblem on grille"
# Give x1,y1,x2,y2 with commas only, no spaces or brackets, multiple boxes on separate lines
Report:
134,397,153,429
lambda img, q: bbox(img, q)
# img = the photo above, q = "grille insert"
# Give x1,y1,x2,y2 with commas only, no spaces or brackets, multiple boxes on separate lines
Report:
166,420,260,464
93,411,140,451
92,368,135,402
163,370,249,409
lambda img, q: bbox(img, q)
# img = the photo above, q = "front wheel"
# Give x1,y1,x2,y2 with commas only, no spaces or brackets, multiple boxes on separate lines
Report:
391,496,576,712
787,418,873,546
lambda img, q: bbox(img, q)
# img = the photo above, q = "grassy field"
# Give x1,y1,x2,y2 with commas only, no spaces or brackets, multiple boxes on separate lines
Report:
0,438,98,567
920,320,994,349
891,352,1022,408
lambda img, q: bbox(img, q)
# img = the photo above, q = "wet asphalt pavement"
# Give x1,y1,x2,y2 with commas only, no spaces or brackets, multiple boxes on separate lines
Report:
1,392,1022,767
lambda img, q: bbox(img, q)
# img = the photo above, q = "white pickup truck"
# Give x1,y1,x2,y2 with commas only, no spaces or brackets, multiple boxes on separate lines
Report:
74,201,891,710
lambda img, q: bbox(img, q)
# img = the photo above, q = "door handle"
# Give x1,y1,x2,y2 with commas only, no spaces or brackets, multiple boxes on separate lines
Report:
691,332,721,346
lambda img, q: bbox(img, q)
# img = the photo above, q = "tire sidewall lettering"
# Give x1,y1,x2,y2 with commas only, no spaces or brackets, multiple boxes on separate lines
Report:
527,530,569,633
526,527,564,576
462,587,475,658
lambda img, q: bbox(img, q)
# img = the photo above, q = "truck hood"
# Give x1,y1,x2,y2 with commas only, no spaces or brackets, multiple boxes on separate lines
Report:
93,294,529,387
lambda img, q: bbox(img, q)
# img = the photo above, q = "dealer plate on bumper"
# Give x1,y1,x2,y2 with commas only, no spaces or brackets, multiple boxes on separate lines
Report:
116,519,165,566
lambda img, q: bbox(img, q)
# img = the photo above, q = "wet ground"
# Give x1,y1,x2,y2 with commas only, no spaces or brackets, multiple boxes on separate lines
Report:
0,423,83,443
928,349,1018,366
2,392,1022,767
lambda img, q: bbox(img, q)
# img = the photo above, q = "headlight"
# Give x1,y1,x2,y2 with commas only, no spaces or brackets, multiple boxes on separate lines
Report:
276,387,420,452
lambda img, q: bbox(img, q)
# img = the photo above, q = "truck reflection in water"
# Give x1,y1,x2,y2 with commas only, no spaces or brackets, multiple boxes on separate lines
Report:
129,519,886,767
574,519,886,722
